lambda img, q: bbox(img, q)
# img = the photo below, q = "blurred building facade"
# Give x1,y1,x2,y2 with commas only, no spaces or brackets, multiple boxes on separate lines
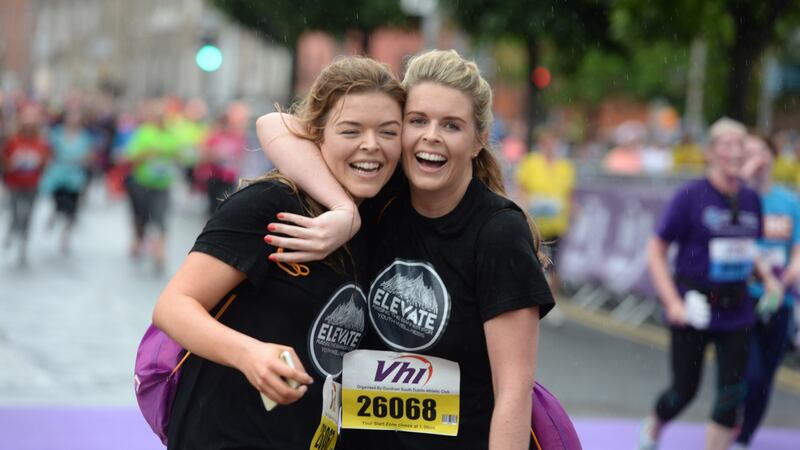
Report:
4,0,292,109
0,0,35,92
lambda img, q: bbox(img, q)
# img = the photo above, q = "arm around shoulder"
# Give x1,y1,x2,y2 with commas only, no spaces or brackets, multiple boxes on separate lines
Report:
256,112,361,262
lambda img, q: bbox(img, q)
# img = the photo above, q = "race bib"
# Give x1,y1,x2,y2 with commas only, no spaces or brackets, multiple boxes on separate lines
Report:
149,159,172,178
528,197,563,218
10,149,43,172
309,376,340,450
341,350,460,436
709,238,757,282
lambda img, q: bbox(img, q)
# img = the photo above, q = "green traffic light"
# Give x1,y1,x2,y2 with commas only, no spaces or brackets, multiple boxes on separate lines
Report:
196,45,223,72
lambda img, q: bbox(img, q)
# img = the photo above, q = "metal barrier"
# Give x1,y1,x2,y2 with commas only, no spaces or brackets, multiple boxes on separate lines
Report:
557,175,683,326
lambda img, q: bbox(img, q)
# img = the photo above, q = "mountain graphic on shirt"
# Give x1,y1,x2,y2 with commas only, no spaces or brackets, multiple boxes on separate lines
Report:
325,298,365,331
380,273,439,314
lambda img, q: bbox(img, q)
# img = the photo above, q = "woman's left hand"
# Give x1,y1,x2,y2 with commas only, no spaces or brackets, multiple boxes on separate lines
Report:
264,207,361,263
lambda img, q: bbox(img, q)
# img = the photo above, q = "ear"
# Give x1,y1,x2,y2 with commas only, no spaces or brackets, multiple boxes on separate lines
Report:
474,130,489,158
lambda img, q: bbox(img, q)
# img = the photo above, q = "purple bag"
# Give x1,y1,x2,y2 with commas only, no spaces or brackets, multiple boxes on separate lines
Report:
530,382,582,450
134,325,185,445
134,294,237,445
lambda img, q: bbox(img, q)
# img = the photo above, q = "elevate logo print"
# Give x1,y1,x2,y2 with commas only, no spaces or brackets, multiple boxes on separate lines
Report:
374,354,434,386
309,284,367,377
369,260,450,351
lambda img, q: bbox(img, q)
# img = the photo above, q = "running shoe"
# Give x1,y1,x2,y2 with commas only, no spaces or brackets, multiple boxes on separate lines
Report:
636,416,658,450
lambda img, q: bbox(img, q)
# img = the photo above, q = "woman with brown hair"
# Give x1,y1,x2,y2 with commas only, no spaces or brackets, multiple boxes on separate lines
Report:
258,49,554,450
151,56,404,449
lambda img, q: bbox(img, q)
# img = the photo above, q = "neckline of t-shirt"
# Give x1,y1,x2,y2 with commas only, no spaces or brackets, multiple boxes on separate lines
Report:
408,177,482,229
703,177,745,202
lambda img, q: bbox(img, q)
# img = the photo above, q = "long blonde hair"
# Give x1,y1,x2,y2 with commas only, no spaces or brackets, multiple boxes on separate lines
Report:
402,49,546,262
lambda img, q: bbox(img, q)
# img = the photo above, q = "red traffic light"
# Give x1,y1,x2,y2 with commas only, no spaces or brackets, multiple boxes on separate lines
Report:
532,66,551,89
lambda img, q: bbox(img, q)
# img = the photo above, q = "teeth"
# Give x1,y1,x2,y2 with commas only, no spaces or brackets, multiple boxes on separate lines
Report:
416,152,447,162
351,161,380,171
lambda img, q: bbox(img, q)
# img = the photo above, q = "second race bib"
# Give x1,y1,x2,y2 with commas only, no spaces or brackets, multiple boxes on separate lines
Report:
341,350,460,436
709,237,757,282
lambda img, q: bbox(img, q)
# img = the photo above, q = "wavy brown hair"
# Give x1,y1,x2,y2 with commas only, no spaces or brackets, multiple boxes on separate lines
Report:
246,56,405,269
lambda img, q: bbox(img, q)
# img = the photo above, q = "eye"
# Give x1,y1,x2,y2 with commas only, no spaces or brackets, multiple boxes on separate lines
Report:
408,116,427,125
380,128,399,137
443,121,461,131
339,129,359,136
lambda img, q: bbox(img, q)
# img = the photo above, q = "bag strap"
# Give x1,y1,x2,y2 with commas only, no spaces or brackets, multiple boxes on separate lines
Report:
170,293,238,375
530,427,543,450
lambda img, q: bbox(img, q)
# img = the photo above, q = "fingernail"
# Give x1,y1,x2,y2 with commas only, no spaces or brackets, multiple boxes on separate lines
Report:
268,254,276,261
265,236,273,243
277,213,285,219
268,224,276,232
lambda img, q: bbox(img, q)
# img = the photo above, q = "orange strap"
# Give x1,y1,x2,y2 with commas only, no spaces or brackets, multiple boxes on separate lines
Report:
170,293,238,375
274,248,311,277
531,427,543,450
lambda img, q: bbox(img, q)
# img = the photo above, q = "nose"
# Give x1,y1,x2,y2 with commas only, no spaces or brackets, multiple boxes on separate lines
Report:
421,122,441,144
360,130,379,152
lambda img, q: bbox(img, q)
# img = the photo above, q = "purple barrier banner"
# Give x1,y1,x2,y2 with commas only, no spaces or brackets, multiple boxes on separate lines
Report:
557,183,676,299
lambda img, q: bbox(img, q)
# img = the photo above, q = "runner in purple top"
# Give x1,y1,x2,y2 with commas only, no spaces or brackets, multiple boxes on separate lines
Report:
637,118,783,450
657,177,762,330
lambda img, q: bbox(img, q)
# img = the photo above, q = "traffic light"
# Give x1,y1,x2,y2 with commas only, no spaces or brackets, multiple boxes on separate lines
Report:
531,66,551,89
195,37,222,73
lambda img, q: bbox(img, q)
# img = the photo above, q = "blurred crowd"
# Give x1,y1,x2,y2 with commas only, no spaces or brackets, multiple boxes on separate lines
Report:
0,89,266,270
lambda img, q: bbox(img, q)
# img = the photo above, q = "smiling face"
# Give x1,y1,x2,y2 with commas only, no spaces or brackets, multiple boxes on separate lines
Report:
743,134,773,181
709,130,745,179
401,82,484,209
319,91,402,202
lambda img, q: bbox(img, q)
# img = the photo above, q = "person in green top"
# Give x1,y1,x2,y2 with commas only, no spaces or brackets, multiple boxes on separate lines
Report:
125,99,181,273
171,98,209,190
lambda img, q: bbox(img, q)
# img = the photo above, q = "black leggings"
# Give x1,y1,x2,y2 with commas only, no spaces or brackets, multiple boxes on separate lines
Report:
654,326,750,428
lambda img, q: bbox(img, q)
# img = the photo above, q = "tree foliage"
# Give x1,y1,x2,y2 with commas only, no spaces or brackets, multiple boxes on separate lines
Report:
611,0,800,121
210,0,407,49
445,0,617,143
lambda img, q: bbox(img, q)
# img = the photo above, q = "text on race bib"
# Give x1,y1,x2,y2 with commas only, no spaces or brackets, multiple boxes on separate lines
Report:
709,238,757,282
341,350,460,436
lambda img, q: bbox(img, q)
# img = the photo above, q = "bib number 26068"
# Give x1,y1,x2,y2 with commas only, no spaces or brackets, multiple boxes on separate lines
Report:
357,395,437,421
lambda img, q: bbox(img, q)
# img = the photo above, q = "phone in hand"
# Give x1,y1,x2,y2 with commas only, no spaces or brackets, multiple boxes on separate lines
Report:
261,350,301,411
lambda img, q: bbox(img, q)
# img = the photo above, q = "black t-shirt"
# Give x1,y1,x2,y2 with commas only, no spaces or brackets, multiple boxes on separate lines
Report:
168,180,369,450
343,177,555,450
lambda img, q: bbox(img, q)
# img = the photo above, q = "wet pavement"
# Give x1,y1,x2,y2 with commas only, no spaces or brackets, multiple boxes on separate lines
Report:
1,182,798,449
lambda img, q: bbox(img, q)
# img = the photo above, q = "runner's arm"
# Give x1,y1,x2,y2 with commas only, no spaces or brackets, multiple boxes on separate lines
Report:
781,243,800,287
647,236,686,325
152,252,313,404
754,255,784,297
256,112,360,262
485,306,539,450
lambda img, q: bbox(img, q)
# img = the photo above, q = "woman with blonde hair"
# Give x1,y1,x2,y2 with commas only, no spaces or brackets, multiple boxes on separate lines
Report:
258,49,554,449
639,118,781,450
151,56,404,449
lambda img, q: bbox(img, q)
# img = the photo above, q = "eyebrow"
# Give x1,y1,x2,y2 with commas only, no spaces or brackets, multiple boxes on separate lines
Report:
404,111,467,123
335,120,401,127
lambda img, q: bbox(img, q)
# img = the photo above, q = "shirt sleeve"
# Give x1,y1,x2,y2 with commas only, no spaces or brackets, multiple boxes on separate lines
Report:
125,128,146,158
191,181,296,289
475,209,555,322
656,185,691,243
